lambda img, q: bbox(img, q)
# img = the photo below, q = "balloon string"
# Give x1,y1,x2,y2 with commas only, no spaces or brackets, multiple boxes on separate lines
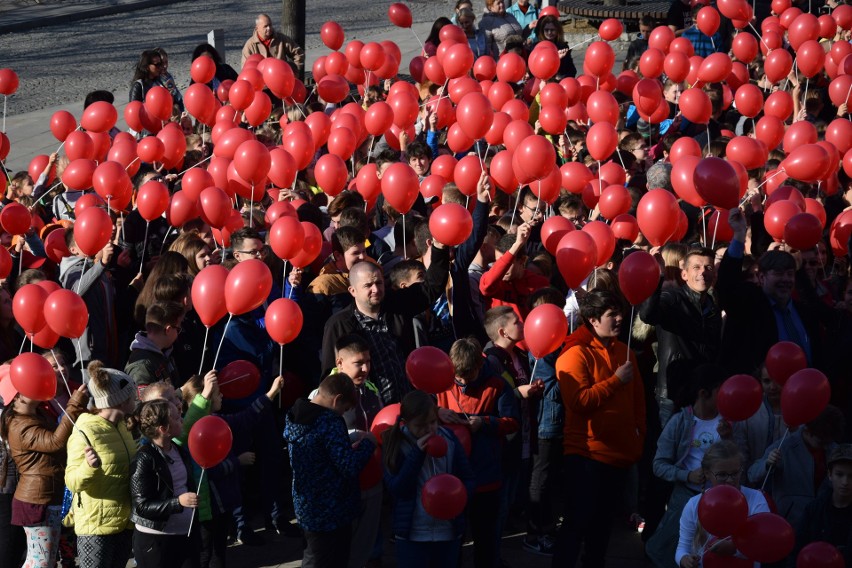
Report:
754,168,787,191
281,260,288,298
710,213,720,249
124,157,140,172
186,468,205,537
403,216,407,260
74,338,84,372
29,335,33,352
76,257,88,295
49,347,74,398
2,94,6,133
530,358,539,382
701,207,707,246
212,314,233,370
568,34,597,51
139,221,150,275
218,374,251,388
509,185,522,228
198,326,210,376
279,343,284,381
747,22,769,52
410,28,424,49
366,135,375,164
18,335,26,355
177,153,213,177
760,426,790,491
625,304,635,358
449,390,470,421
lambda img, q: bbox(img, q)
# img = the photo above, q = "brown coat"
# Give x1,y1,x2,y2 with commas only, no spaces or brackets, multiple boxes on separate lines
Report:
7,389,88,505
241,31,305,73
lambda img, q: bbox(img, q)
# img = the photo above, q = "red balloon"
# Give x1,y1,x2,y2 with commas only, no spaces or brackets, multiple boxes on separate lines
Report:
290,222,323,269
168,190,199,228
191,265,229,327
781,368,831,427
765,49,793,83
198,186,232,229
381,163,419,214
797,542,845,568
717,374,763,421
224,259,272,316
496,53,526,83
765,341,807,386
693,157,741,210
456,92,493,140
502,119,534,153
388,2,412,27
611,214,640,242
582,221,615,267
425,435,448,458
266,298,303,345
73,207,113,257
784,213,822,250
429,203,473,247
321,21,345,50
618,251,661,305
0,203,31,236
784,121,818,153
43,229,70,265
190,56,216,84
764,200,802,241
599,18,623,41
188,415,233,469
371,403,401,438
50,110,77,142
697,6,721,36
314,154,349,197
556,231,597,289
515,136,556,182
587,91,620,125
680,88,712,124
698,53,732,83
10,353,55,402
13,284,48,336
584,41,615,77
637,189,680,246
733,513,794,564
422,474,468,520
698,485,748,539
81,101,117,133
218,360,261,399
43,289,87,339
406,346,455,394
524,304,568,358
586,122,618,161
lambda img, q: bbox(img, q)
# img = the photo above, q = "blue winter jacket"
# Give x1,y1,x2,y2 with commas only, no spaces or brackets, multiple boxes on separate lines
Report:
284,398,376,532
529,346,564,439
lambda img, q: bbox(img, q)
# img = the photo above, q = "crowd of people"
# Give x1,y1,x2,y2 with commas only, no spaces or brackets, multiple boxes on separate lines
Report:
1,0,852,566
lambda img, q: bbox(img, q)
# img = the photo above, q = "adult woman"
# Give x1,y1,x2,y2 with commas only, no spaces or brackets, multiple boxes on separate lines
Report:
676,440,770,568
153,47,184,113
130,50,165,103
457,8,489,59
133,252,190,327
190,43,238,93
533,15,576,79
423,17,452,57
65,361,138,568
170,232,213,277
479,0,522,59
1,376,88,568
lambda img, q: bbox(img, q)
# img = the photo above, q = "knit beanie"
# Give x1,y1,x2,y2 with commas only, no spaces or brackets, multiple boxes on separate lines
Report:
87,364,136,409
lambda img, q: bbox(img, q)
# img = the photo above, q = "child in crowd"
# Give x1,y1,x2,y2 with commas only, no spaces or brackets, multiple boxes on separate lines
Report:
128,399,199,568
125,301,184,391
285,373,377,568
437,337,519,568
383,390,476,567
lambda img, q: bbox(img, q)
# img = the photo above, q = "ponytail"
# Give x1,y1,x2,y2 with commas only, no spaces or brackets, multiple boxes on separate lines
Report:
382,390,439,474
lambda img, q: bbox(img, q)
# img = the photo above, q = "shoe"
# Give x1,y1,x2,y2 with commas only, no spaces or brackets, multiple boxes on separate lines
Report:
523,535,555,556
272,518,303,538
235,530,265,546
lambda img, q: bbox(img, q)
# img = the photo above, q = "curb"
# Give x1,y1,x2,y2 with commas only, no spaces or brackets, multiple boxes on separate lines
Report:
0,0,186,35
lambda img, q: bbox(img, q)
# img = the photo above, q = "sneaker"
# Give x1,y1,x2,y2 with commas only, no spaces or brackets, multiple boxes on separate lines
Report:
235,530,265,546
523,535,555,556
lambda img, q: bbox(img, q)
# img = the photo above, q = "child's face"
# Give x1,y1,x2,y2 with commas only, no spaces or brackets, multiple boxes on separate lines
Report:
341,244,367,271
830,462,852,501
500,314,524,344
408,155,431,178
406,409,438,439
337,349,371,385
759,368,781,406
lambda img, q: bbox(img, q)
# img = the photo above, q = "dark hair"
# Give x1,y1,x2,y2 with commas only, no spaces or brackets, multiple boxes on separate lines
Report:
134,252,191,325
406,141,432,161
145,301,185,332
758,250,796,273
450,337,483,381
169,232,210,276
335,334,370,357
84,90,115,109
327,191,365,218
806,405,846,443
496,232,522,256
578,289,623,326
338,207,370,238
14,269,46,293
317,373,357,406
374,149,401,169
425,17,452,46
413,219,432,257
484,305,517,342
535,15,565,43
529,287,565,309
132,50,162,84
383,390,438,473
388,259,425,289
683,247,716,269
332,226,365,255
230,227,262,252
677,364,727,408
191,43,224,64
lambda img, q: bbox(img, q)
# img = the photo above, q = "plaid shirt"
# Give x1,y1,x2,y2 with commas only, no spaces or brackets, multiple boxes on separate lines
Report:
682,26,721,58
353,310,410,405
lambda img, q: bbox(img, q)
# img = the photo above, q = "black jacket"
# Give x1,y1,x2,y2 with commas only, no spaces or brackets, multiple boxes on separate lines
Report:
716,249,825,376
320,245,450,398
790,489,852,568
639,280,722,405
130,442,194,531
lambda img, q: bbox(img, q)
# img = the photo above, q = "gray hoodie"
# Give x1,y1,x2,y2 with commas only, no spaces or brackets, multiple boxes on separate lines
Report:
59,255,117,367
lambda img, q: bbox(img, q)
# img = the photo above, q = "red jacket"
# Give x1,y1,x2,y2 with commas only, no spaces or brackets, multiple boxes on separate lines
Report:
556,326,646,468
479,251,550,320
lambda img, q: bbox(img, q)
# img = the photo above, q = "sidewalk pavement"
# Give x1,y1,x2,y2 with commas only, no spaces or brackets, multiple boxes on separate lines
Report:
0,0,184,34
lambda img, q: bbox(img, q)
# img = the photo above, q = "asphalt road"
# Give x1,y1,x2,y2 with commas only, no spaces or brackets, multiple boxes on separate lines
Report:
0,0,452,115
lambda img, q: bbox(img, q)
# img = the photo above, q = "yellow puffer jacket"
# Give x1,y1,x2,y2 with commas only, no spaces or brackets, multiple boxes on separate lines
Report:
64,413,137,535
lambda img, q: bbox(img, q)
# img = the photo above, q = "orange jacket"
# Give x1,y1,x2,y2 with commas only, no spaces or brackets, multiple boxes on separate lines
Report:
556,326,646,468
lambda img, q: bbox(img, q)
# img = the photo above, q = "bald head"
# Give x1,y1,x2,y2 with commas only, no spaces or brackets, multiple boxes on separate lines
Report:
348,261,385,316
255,14,273,39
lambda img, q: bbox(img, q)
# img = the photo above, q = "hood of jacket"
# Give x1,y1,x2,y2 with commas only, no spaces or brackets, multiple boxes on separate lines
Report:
284,398,332,443
59,254,87,279
129,332,170,356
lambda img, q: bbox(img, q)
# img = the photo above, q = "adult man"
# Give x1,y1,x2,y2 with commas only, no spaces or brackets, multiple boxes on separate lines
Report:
553,289,646,568
321,241,449,405
716,208,824,375
639,247,722,425
241,14,305,74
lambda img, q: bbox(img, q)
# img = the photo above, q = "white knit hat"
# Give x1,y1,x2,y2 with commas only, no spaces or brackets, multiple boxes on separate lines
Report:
88,367,136,409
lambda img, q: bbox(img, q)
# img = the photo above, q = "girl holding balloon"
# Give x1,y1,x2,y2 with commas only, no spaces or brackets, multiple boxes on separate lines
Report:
128,399,199,568
0,369,89,568
383,390,475,568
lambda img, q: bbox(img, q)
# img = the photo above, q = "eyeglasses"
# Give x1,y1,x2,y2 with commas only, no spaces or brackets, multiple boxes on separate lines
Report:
151,61,164,68
710,469,742,481
236,249,264,258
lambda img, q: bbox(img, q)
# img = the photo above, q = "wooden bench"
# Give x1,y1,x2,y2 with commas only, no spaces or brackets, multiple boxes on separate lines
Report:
557,0,670,30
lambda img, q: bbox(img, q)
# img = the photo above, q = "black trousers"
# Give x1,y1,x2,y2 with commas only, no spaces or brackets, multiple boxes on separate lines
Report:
200,514,229,568
528,437,564,535
551,454,628,568
469,489,501,568
133,527,200,568
303,524,352,568
0,493,25,568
